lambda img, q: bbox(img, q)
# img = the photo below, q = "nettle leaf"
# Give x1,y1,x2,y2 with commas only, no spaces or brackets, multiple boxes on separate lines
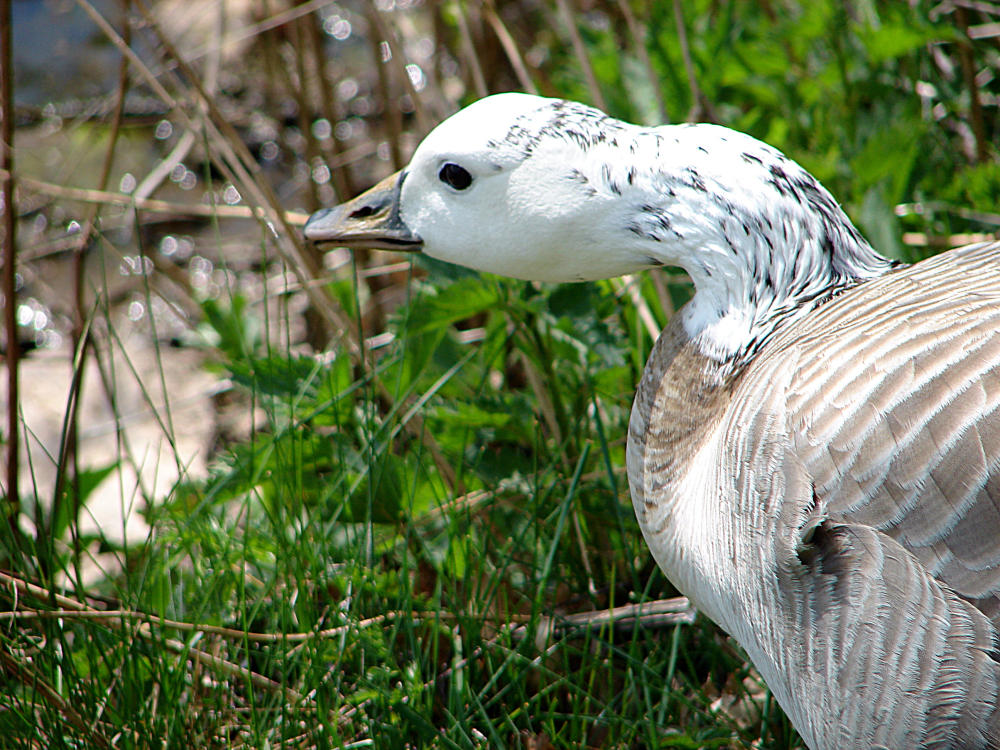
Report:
71,462,118,507
401,278,500,336
428,395,533,463
417,253,482,281
850,117,923,202
312,354,359,426
547,286,627,370
856,22,955,63
198,295,261,360
348,451,408,523
547,283,596,319
51,462,119,541
430,402,513,430
228,354,323,401
858,185,904,262
937,161,1000,210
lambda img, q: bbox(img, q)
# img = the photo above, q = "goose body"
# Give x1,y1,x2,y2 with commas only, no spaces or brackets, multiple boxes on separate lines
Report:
304,93,1000,748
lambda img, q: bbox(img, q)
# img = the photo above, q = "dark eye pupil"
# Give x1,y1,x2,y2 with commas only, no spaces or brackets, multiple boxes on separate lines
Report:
439,163,472,190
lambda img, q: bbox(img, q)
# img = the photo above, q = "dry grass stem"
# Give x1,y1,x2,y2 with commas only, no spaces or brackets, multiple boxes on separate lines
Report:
553,0,606,109
482,3,539,93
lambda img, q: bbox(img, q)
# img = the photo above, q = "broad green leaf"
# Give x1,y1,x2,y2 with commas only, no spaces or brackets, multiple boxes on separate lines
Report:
856,23,955,63
401,278,501,336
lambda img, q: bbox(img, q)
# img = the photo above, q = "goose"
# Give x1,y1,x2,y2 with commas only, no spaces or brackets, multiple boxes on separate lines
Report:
303,93,1000,749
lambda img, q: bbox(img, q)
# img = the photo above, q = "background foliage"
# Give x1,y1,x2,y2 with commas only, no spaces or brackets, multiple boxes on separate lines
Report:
1,0,997,747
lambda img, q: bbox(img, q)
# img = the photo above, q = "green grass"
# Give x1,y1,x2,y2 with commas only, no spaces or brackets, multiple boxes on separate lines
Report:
0,268,797,748
1,0,997,747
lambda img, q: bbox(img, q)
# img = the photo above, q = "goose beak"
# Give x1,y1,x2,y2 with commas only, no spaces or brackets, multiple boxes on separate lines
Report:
303,170,422,251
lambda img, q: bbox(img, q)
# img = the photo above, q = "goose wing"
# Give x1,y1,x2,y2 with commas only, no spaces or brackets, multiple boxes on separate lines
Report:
779,240,1000,620
723,245,1000,747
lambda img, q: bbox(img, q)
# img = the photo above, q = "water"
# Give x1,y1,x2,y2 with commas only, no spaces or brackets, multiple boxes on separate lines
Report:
12,0,122,109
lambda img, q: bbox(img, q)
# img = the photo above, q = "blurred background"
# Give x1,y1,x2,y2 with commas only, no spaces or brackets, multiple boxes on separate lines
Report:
1,1,998,747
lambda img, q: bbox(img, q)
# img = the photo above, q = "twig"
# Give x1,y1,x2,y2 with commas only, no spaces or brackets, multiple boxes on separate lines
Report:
435,597,696,682
0,570,306,702
672,0,716,122
455,0,489,98
56,0,131,588
650,269,676,320
164,636,305,702
901,231,996,247
1,0,18,534
1,570,691,647
85,0,357,355
528,597,697,640
953,0,1000,15
288,14,327,211
132,127,197,209
182,0,337,65
482,2,538,94
4,171,310,224
0,648,114,749
73,0,178,109
7,566,700,714
366,0,431,135
415,487,495,525
366,4,403,170
553,0,607,109
305,8,356,198
520,350,563,445
894,201,1000,227
0,606,392,641
955,5,989,163
131,0,221,209
967,20,1000,38
618,274,662,341
613,0,668,122
1,569,516,644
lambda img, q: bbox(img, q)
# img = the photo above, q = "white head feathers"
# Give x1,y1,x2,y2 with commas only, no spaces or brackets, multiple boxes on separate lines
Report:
313,93,898,361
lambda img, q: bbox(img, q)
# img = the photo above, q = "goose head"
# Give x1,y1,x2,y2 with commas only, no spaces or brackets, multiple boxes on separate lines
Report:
306,93,659,282
305,93,895,359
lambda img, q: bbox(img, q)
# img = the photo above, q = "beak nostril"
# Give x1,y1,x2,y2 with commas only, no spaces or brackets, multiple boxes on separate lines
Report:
303,170,419,249
350,204,377,219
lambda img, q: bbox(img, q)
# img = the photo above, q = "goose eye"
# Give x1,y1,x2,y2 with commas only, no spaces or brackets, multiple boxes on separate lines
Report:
438,163,473,190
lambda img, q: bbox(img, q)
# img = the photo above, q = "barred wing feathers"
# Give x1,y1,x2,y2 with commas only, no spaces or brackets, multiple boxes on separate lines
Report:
730,241,1000,747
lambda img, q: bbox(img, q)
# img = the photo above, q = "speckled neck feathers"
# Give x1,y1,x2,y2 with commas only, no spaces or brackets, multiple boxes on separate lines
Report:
486,98,899,364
